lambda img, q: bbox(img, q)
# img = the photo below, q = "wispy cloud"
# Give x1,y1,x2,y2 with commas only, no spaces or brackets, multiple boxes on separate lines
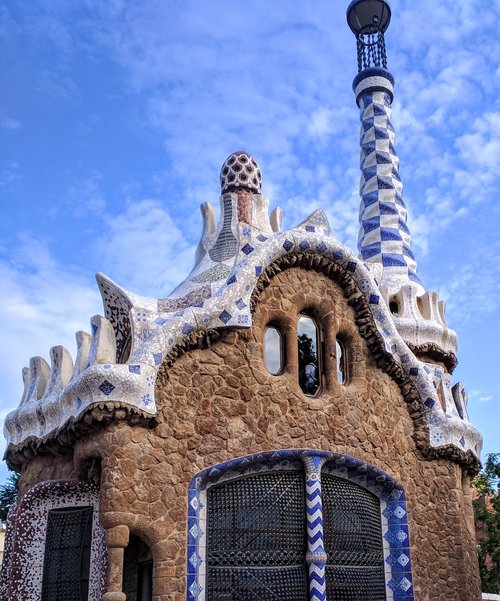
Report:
0,161,20,186
68,171,107,218
93,199,196,298
0,237,101,447
0,116,21,130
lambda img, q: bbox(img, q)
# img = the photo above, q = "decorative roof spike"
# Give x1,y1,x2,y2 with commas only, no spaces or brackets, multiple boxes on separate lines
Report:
347,0,424,295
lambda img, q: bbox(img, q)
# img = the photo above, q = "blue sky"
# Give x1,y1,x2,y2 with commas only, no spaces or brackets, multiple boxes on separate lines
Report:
0,0,498,480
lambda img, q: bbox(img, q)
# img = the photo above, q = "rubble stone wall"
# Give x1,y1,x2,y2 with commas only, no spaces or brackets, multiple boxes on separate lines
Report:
16,267,481,600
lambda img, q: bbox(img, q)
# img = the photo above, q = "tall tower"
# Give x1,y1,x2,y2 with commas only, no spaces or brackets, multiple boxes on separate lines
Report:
347,0,422,295
347,0,458,361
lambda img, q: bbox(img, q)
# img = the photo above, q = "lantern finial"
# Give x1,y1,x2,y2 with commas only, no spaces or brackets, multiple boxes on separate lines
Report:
347,0,392,72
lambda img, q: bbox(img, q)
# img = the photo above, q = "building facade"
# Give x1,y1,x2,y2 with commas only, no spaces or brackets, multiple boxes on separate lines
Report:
1,2,484,600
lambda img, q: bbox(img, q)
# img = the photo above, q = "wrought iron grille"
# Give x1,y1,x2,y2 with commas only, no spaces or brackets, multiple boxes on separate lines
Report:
356,30,388,72
322,474,386,600
41,506,93,601
206,471,308,601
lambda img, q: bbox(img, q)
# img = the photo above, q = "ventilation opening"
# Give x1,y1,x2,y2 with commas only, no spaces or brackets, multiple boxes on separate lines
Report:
389,299,399,315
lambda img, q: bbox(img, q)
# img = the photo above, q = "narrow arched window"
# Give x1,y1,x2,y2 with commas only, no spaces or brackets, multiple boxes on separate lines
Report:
297,315,320,395
336,338,348,385
264,326,283,375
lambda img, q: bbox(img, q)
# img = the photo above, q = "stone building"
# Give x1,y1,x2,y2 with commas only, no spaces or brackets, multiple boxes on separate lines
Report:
0,1,484,600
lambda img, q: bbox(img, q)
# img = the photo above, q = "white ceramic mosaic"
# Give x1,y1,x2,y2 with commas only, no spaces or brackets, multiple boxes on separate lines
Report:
3,152,482,462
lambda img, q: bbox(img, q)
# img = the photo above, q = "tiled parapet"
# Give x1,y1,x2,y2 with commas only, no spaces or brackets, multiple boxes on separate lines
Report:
380,284,458,359
3,313,157,450
354,68,424,296
425,366,481,455
4,207,481,467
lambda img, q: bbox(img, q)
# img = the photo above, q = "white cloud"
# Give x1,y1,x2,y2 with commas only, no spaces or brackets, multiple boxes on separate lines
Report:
93,199,196,298
0,161,20,186
0,116,20,130
68,171,107,217
0,236,102,465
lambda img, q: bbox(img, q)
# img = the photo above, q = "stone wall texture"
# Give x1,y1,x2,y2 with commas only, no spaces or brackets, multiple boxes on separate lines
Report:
17,266,482,601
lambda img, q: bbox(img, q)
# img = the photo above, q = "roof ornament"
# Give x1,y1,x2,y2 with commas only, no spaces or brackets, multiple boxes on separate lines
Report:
347,0,391,72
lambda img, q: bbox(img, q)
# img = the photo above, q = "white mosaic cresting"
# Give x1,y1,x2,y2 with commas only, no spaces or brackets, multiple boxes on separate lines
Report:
4,167,482,463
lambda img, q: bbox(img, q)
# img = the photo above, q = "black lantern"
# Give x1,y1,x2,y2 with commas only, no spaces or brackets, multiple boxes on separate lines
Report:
347,0,392,72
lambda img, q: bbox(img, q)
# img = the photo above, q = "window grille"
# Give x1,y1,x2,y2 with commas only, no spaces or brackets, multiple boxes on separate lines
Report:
206,471,308,600
205,468,387,601
41,506,93,601
323,474,386,600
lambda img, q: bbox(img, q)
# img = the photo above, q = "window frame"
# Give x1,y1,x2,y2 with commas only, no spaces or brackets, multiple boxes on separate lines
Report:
297,313,323,397
187,450,414,601
263,324,285,376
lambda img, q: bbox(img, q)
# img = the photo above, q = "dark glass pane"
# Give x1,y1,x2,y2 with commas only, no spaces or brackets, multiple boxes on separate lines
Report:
297,316,320,395
207,471,307,601
322,474,386,600
264,327,283,375
42,506,93,601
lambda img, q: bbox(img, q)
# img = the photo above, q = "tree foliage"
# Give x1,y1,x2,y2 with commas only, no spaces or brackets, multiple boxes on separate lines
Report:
0,471,19,522
473,453,500,594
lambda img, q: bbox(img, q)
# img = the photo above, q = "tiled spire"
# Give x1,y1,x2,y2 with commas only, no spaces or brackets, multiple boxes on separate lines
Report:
355,71,424,294
347,0,424,294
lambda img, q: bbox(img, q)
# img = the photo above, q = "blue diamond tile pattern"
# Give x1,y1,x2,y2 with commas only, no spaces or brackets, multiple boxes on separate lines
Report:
99,380,115,396
219,310,232,324
182,323,194,335
357,91,422,288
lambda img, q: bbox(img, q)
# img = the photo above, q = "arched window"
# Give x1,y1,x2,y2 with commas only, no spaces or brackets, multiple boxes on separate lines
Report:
264,326,284,375
336,338,348,385
187,450,414,601
297,315,321,395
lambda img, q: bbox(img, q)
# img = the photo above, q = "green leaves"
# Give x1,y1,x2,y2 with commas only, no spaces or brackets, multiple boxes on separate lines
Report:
473,453,500,594
0,472,19,522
